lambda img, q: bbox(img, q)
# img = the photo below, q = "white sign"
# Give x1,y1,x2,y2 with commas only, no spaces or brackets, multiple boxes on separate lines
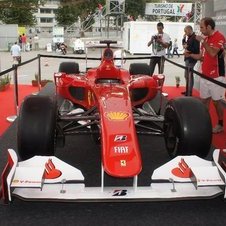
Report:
145,3,192,17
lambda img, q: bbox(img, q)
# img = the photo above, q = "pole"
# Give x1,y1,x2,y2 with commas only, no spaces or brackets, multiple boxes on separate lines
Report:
187,66,192,96
160,56,168,98
38,54,41,91
6,64,19,122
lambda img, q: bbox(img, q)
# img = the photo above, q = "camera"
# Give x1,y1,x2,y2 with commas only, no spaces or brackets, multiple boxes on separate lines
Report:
152,35,161,40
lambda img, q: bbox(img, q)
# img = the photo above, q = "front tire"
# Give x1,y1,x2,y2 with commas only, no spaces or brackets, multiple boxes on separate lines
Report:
17,95,57,160
163,97,212,158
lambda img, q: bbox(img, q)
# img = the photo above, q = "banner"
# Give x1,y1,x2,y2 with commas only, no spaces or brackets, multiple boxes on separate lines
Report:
145,3,192,17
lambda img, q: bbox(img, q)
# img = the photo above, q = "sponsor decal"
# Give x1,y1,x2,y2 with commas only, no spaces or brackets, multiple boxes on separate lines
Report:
171,158,192,178
114,146,129,154
114,135,127,142
12,180,41,184
44,159,62,179
120,160,127,167
177,4,184,13
105,111,130,121
145,3,192,17
112,189,128,196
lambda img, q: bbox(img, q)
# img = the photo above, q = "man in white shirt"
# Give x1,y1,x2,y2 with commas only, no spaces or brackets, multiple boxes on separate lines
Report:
114,49,126,68
34,34,39,51
10,42,21,64
147,22,170,75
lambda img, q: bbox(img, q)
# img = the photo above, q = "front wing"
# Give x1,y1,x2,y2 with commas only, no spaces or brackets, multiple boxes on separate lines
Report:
1,149,225,203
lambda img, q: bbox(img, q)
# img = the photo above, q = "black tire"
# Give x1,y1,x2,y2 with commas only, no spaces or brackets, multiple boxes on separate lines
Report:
17,95,57,160
129,63,151,76
163,97,212,158
59,62,79,74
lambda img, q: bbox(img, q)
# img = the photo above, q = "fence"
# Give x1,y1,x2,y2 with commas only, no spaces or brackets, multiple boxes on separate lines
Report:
0,54,225,122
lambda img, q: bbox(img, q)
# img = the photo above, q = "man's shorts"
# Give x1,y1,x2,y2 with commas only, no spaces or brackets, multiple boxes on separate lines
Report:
200,76,225,101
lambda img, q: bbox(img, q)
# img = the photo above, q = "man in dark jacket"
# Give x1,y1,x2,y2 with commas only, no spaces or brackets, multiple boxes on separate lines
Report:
182,25,200,95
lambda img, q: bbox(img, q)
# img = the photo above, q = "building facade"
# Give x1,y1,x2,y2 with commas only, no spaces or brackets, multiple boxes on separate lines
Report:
34,0,60,33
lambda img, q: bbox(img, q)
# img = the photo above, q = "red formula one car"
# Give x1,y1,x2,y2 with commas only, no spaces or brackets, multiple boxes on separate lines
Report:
6,40,218,202
18,40,212,175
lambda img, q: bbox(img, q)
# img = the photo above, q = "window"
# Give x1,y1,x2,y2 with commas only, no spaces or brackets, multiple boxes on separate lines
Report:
40,18,54,23
40,8,52,14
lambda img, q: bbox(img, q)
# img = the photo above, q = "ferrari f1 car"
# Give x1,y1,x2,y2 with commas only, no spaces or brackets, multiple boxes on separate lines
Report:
2,40,224,203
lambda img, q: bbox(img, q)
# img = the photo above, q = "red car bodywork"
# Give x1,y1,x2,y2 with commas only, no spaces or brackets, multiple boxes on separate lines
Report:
54,47,164,178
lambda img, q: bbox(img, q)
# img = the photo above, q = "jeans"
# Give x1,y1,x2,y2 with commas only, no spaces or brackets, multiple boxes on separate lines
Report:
184,60,196,95
149,56,165,75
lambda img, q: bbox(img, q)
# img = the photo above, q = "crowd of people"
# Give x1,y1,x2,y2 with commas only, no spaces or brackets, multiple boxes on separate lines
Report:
9,33,40,65
147,17,225,134
17,33,39,52
8,17,226,134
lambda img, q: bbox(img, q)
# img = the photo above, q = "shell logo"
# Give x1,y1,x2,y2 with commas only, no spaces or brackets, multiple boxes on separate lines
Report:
105,111,130,121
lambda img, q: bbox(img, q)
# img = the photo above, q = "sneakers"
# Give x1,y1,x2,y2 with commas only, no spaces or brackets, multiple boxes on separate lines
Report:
212,124,224,134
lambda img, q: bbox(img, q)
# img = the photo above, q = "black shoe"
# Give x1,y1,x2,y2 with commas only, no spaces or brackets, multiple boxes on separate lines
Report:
181,91,186,95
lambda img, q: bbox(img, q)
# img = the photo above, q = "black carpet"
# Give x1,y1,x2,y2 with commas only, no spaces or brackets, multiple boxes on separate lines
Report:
0,84,226,226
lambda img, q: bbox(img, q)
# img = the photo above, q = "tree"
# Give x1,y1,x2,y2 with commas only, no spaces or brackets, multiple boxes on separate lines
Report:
125,0,146,19
55,5,80,27
55,0,105,26
0,0,46,26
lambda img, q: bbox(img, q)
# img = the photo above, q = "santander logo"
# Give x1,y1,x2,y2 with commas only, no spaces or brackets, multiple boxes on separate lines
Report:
171,158,192,178
44,159,62,179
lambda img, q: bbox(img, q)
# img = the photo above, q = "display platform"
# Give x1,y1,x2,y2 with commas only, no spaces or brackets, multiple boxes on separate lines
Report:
0,84,226,226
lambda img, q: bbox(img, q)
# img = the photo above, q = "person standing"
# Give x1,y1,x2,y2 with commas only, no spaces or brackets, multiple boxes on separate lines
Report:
10,42,21,64
147,22,170,75
114,49,126,68
29,37,32,51
167,38,173,58
172,38,180,57
21,33,27,52
34,34,39,51
182,25,200,95
18,35,22,48
185,17,225,133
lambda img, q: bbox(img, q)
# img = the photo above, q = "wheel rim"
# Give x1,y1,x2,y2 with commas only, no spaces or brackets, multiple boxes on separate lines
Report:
164,119,179,157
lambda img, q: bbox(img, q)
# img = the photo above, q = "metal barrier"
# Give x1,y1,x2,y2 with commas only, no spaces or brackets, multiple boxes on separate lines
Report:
0,54,225,123
0,56,38,122
165,57,226,94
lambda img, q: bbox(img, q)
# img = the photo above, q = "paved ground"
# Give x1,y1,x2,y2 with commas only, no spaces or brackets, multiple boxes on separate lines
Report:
0,48,201,88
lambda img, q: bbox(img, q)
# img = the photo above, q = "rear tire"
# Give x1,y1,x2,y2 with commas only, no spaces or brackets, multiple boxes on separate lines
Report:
163,97,212,158
59,62,79,74
129,63,151,76
17,95,57,160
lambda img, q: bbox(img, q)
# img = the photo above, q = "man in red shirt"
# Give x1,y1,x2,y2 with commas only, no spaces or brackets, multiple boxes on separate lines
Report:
21,33,27,52
185,17,225,133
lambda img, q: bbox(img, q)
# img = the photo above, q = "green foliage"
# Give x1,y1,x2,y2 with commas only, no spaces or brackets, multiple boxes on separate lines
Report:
175,76,180,83
55,5,80,27
55,0,105,26
0,74,11,87
0,0,46,26
125,0,146,19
